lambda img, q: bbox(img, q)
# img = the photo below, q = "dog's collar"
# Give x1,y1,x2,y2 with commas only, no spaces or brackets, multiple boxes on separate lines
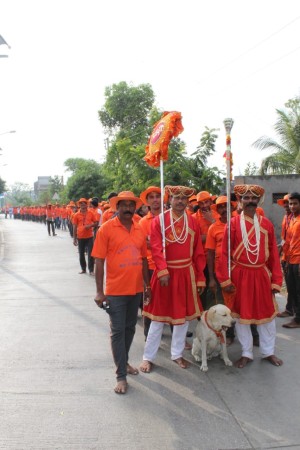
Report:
203,311,225,344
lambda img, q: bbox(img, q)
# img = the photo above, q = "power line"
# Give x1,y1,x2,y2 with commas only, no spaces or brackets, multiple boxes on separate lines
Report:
196,15,300,84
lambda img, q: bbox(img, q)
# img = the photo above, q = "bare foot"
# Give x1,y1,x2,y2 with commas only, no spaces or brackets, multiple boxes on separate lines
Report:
114,380,128,394
173,357,190,369
263,355,283,366
140,360,153,373
235,356,252,369
127,364,139,375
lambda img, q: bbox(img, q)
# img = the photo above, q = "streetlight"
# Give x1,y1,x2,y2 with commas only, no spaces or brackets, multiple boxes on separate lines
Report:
0,34,10,58
0,130,16,136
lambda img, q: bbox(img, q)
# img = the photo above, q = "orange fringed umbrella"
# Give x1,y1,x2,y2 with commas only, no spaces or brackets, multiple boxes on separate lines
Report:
144,111,184,167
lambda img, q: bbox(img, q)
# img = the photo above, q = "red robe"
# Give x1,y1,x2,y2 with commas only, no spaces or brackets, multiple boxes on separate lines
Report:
143,210,205,325
217,214,282,324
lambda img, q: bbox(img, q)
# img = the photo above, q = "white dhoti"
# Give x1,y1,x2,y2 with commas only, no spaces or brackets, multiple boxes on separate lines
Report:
235,319,277,359
143,321,189,362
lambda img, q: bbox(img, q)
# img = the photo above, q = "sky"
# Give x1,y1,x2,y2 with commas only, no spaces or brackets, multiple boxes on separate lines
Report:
0,0,300,190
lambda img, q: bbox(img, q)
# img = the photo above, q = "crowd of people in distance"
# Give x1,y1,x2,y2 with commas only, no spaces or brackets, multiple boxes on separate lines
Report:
5,185,300,394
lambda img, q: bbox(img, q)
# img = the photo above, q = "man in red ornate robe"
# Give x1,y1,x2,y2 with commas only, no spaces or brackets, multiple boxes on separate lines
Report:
140,186,206,372
217,184,283,368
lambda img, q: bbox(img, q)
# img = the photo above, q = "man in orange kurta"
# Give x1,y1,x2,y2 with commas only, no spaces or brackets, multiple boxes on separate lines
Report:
140,186,206,372
217,184,283,368
92,191,151,394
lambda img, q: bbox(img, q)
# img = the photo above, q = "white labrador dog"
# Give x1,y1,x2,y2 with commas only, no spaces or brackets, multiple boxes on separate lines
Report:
192,304,236,372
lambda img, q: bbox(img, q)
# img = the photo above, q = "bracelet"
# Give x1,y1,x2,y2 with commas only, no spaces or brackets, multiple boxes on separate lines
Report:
145,286,151,290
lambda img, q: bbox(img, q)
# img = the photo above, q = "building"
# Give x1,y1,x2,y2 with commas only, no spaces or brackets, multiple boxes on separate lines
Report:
234,174,300,240
33,176,51,199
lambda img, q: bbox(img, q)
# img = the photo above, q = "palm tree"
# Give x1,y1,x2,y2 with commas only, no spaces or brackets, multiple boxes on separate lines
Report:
253,97,300,174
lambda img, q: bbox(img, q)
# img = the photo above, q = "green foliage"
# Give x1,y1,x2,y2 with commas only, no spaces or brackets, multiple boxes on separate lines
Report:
98,81,155,132
0,176,6,195
253,96,300,174
64,158,109,200
5,182,32,206
244,162,259,176
49,175,64,196
96,81,223,196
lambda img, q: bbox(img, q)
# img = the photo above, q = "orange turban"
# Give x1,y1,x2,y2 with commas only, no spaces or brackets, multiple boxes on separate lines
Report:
234,184,265,198
165,185,195,198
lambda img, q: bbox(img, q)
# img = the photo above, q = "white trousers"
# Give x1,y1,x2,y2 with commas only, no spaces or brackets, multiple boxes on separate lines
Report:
143,321,189,362
235,319,277,359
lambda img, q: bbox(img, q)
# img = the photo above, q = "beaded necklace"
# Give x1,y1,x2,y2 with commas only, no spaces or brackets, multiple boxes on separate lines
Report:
164,210,189,244
240,211,260,264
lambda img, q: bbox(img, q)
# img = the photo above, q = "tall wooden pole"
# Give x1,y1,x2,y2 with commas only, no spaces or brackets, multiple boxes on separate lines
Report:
223,118,234,277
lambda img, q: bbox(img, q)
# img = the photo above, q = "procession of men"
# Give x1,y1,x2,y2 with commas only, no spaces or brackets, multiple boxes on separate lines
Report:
7,185,300,394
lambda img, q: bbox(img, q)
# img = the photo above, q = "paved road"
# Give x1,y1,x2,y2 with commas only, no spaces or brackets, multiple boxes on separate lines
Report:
0,216,300,450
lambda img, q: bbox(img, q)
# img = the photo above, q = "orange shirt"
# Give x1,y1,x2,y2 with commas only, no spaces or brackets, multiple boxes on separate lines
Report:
46,208,55,220
205,219,226,270
192,209,219,237
139,211,157,270
73,209,96,239
102,208,116,223
60,207,68,219
287,215,300,264
281,213,293,261
92,216,147,295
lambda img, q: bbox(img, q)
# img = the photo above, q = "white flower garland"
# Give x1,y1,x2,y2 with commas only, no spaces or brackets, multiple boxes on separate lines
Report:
240,211,260,264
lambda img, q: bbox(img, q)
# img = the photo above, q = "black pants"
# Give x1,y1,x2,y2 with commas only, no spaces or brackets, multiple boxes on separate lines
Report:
287,263,300,322
47,220,55,236
78,237,94,273
106,294,142,381
282,260,294,314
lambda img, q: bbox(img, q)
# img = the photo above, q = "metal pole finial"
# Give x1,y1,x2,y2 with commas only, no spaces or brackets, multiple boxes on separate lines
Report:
223,118,234,134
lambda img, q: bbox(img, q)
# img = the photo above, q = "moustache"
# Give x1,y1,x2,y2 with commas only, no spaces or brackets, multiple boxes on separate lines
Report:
245,203,257,207
124,211,133,215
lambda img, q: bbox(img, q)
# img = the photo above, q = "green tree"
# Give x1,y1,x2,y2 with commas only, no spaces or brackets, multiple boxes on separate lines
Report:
0,176,6,195
98,81,223,194
5,182,32,206
244,162,259,176
253,96,300,174
99,81,155,132
186,127,224,193
64,158,109,200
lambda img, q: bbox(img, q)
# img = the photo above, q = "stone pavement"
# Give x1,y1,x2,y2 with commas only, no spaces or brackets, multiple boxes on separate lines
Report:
0,216,300,450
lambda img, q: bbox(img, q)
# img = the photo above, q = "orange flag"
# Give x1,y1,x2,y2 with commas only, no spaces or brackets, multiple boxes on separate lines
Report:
144,111,184,167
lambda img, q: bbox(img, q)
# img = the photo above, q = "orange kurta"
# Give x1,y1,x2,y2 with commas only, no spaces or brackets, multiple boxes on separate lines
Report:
287,215,300,264
143,210,205,325
217,214,282,324
92,216,147,295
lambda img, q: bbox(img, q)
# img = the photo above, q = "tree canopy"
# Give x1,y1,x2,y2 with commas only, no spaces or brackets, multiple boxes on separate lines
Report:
95,81,224,196
253,96,300,174
0,176,5,195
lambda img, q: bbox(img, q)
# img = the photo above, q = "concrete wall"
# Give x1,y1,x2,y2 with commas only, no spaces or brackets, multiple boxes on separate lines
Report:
234,174,300,241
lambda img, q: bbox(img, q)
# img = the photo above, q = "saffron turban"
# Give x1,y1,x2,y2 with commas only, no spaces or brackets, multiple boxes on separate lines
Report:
165,185,195,198
234,184,265,198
